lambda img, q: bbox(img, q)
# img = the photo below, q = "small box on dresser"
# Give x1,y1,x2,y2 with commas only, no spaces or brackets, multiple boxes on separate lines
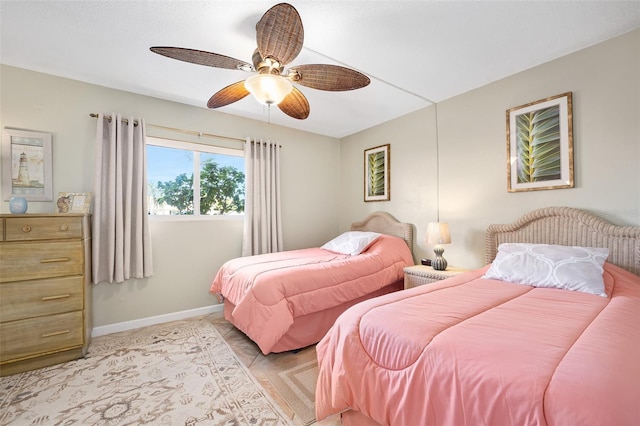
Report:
0,214,92,376
404,265,469,289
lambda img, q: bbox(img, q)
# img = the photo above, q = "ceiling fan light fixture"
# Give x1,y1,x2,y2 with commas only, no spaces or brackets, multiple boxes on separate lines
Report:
151,3,367,120
244,74,293,105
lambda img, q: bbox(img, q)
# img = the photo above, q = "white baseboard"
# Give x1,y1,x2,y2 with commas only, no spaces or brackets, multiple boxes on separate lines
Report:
92,304,224,337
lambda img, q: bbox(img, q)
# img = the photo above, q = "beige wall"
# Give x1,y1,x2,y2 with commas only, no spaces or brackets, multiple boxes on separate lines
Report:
340,29,640,269
2,28,638,328
0,65,341,327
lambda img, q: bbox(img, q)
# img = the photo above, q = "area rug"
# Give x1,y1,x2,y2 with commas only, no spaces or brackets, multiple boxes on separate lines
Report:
0,318,293,425
259,347,319,425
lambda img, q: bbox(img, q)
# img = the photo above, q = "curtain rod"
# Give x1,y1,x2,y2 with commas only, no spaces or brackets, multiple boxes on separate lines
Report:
89,113,244,143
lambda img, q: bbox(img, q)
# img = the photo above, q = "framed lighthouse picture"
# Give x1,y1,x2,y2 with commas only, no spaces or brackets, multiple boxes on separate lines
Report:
2,128,53,201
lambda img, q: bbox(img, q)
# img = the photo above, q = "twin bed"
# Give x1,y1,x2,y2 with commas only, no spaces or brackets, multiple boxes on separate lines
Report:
315,207,640,425
210,211,414,354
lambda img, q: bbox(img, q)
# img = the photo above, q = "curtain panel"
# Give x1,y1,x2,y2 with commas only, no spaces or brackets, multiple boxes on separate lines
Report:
242,138,283,256
92,113,153,284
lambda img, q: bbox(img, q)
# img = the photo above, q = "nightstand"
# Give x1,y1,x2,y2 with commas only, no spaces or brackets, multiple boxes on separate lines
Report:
403,265,469,289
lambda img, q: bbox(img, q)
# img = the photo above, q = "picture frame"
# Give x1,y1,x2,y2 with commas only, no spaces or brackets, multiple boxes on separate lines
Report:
2,128,53,201
506,92,574,192
364,144,390,202
56,192,92,214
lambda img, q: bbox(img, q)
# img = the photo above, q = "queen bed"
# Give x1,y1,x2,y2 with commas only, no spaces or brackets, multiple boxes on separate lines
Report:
210,212,414,355
315,207,640,426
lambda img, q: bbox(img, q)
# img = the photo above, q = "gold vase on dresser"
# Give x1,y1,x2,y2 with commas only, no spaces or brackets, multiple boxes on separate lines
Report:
0,214,92,376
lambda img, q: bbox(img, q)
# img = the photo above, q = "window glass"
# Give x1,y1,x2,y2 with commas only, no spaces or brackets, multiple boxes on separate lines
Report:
199,152,245,215
146,137,244,216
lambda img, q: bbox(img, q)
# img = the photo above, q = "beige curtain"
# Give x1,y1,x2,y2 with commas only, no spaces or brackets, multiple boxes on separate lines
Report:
242,138,283,256
92,113,153,284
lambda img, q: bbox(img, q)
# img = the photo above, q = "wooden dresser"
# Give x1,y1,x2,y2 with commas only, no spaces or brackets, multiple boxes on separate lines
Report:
0,214,92,376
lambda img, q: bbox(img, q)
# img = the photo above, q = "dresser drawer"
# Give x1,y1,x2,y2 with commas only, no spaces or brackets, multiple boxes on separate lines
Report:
0,311,84,363
0,276,84,322
0,240,84,283
4,216,83,241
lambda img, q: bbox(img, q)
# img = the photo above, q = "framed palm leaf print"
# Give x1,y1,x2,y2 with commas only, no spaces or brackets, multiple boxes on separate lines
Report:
364,144,390,202
506,92,574,192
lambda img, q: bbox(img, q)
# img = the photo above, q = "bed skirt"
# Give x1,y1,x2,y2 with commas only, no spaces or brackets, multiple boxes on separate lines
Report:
223,280,403,353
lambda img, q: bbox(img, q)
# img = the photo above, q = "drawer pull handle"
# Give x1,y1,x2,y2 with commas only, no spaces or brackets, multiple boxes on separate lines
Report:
60,225,69,231
22,225,32,233
41,330,70,338
41,294,71,301
40,257,71,263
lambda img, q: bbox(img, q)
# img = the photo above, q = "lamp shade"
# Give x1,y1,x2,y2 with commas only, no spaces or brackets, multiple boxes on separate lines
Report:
426,222,451,245
244,74,293,105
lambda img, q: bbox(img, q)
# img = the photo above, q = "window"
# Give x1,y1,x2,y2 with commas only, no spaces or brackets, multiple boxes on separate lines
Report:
146,137,245,216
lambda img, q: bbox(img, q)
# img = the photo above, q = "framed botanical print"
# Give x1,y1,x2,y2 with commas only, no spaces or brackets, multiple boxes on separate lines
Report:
364,144,390,202
506,92,574,192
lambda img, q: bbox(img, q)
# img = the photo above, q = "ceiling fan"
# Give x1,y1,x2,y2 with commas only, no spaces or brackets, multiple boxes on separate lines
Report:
150,2,370,120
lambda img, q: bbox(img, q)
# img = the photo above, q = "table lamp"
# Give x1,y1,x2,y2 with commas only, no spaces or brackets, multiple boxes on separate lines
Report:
426,222,451,271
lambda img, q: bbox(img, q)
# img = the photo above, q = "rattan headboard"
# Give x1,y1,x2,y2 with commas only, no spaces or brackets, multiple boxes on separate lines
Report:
485,207,640,275
351,211,413,254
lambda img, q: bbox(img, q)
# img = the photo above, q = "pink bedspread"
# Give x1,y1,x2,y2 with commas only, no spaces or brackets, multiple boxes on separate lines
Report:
210,234,413,354
316,262,640,425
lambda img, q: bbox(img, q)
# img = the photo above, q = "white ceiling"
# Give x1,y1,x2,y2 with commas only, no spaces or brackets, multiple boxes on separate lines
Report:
2,1,639,138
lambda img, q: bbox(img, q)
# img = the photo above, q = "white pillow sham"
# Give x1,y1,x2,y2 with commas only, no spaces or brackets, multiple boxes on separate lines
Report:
321,231,382,256
483,243,609,297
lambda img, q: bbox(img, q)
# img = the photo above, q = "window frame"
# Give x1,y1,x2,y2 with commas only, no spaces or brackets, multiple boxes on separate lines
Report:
146,136,245,221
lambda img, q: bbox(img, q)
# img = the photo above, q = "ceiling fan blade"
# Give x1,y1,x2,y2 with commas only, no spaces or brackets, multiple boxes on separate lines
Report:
207,81,250,108
256,3,303,66
278,87,310,120
288,64,370,91
150,47,253,71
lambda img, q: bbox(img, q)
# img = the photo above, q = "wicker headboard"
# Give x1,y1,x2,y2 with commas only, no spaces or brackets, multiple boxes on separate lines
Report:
351,211,413,254
485,207,640,275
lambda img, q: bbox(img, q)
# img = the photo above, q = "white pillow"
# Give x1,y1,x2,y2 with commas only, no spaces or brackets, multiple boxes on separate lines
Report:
321,231,382,256
483,243,609,297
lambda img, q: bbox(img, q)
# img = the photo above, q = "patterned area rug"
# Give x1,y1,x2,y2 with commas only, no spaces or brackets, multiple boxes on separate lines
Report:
270,360,318,425
257,347,318,425
0,318,293,425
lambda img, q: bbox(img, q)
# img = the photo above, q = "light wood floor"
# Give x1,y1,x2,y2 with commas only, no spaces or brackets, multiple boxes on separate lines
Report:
205,311,340,426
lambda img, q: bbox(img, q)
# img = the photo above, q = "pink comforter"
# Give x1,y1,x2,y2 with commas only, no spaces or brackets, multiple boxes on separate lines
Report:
210,234,413,354
316,262,640,426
